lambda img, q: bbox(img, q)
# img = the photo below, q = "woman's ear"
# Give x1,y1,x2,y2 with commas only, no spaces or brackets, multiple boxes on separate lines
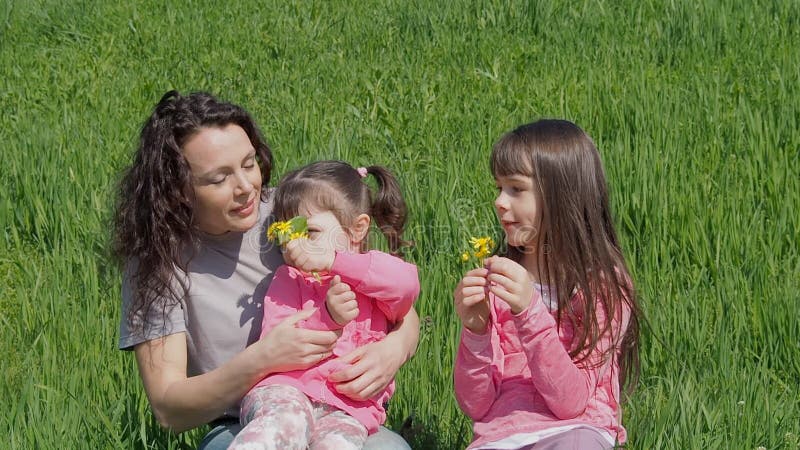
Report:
349,213,371,244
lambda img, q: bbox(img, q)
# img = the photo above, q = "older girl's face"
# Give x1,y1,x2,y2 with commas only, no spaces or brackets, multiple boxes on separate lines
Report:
494,174,544,250
182,125,262,235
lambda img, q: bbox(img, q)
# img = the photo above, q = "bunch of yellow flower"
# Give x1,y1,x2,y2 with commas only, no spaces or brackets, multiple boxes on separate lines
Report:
460,236,496,264
267,216,309,245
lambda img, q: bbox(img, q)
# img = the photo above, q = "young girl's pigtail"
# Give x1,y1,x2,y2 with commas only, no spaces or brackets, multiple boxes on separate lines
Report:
363,166,410,256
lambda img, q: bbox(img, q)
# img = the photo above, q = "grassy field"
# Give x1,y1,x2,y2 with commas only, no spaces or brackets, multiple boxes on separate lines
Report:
1,0,799,448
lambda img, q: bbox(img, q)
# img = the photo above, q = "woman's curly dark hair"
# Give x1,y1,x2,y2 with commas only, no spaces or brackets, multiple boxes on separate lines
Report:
113,90,273,332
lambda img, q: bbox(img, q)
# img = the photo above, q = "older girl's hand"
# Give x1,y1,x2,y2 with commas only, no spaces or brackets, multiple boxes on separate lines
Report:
454,267,491,334
484,256,534,315
258,308,340,373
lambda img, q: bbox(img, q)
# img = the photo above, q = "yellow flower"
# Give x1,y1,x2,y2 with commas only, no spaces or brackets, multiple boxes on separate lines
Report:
289,231,308,241
470,236,494,251
470,236,495,259
460,236,496,265
268,217,320,281
267,217,309,245
267,221,281,240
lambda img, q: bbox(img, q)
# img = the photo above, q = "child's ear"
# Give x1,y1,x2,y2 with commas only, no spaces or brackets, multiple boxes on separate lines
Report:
349,213,371,244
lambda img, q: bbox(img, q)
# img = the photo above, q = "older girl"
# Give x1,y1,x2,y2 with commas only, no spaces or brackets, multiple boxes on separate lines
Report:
453,119,642,449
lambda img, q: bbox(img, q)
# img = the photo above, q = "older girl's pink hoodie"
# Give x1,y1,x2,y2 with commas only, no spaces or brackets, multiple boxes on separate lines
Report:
252,250,419,434
454,287,630,449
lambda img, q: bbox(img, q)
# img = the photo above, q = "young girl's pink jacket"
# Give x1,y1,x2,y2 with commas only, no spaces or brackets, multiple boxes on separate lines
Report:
454,287,630,449
252,250,419,434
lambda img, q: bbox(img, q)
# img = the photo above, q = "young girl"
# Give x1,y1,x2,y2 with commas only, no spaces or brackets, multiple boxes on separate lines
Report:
229,160,419,450
453,119,642,449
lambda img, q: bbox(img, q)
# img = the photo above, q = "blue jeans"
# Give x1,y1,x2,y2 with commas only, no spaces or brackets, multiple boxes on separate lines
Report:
198,418,411,450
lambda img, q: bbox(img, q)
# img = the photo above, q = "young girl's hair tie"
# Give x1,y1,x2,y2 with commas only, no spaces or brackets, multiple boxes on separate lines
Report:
356,167,368,178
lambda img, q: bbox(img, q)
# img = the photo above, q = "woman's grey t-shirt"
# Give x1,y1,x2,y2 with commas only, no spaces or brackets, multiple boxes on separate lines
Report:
118,199,283,416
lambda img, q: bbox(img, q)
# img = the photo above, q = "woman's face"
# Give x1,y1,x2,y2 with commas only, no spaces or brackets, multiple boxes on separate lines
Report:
182,124,262,235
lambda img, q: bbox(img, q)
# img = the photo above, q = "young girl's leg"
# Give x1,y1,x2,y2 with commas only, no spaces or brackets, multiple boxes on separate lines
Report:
308,405,368,450
228,384,313,450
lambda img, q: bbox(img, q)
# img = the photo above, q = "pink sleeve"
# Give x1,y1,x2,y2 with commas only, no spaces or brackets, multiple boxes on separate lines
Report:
260,266,343,337
331,250,419,323
259,265,303,339
513,291,629,419
453,326,503,420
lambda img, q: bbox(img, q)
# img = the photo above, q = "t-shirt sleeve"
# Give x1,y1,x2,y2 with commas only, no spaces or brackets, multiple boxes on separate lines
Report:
118,262,186,351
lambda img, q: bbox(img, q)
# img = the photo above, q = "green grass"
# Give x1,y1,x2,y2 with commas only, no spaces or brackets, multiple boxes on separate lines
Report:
2,0,799,448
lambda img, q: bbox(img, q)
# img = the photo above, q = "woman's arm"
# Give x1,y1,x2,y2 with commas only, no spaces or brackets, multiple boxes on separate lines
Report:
135,308,339,432
328,306,419,401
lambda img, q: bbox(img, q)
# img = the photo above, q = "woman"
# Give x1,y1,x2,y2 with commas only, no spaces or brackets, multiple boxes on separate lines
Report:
113,91,419,449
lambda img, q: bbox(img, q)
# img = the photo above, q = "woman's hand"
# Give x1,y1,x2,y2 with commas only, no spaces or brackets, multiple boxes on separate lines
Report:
454,267,491,334
257,308,340,373
484,256,534,315
327,308,419,401
327,337,402,401
282,238,335,273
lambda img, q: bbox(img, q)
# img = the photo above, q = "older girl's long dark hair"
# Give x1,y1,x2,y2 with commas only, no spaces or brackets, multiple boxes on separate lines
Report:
491,119,642,397
272,160,410,256
113,90,273,332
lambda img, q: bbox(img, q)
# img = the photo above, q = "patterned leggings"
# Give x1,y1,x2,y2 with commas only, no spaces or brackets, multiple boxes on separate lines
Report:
228,384,368,450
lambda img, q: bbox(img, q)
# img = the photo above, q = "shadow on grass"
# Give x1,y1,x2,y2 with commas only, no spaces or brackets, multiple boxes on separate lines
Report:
398,412,472,450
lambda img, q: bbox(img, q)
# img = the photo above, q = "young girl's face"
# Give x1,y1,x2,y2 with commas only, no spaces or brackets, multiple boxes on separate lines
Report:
299,205,364,254
494,174,544,251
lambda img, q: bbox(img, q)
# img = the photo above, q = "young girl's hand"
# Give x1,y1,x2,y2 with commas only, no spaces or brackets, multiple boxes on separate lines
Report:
454,267,491,334
326,275,358,326
484,256,534,315
282,238,335,272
